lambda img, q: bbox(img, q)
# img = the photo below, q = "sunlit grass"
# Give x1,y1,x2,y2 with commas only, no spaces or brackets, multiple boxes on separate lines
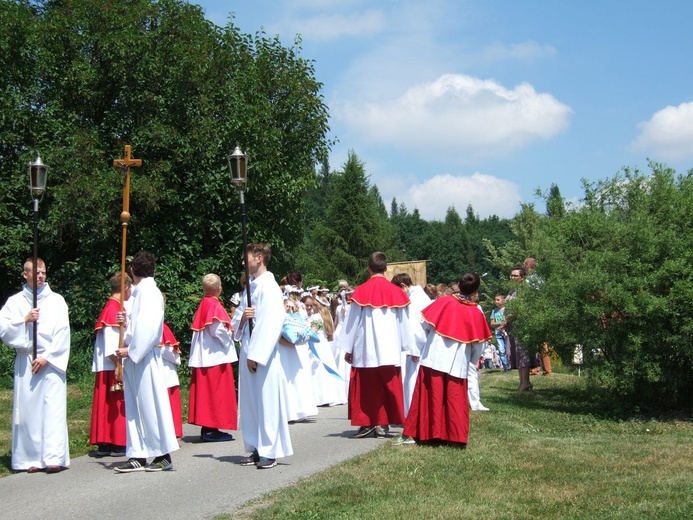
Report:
230,371,692,519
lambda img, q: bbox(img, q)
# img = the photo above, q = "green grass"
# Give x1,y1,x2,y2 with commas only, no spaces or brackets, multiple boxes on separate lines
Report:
1,374,191,477
230,371,692,519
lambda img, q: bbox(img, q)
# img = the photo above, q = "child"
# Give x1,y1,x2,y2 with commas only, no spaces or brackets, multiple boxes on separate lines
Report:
489,294,509,371
188,274,237,442
403,272,492,446
90,272,130,457
160,321,183,438
279,296,318,422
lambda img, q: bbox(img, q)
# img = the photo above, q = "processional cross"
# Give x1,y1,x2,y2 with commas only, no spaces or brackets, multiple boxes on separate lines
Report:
111,145,141,391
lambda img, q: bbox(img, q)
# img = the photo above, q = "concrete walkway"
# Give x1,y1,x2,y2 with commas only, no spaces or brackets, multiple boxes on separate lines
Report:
0,405,396,519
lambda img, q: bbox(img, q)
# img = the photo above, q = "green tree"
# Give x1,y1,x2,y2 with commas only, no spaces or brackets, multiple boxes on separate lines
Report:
303,151,395,283
510,164,693,408
546,183,565,218
0,0,330,380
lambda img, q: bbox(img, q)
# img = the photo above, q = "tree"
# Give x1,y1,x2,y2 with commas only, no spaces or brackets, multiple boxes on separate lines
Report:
546,183,565,218
510,164,693,408
302,151,396,283
0,0,331,380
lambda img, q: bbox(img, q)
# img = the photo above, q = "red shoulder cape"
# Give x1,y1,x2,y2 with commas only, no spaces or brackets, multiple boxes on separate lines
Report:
349,274,410,309
94,297,121,331
191,296,232,331
160,322,180,352
421,295,492,343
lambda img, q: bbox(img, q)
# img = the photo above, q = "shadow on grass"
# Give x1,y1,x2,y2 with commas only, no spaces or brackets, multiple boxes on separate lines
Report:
483,371,692,422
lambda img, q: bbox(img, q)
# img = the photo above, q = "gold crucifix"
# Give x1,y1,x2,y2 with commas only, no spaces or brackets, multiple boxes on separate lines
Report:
111,145,142,391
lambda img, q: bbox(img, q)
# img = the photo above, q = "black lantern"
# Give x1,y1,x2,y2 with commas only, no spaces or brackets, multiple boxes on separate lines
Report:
28,155,49,360
227,146,253,335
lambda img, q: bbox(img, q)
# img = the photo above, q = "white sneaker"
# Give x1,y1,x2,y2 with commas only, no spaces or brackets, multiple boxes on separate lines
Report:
472,405,490,411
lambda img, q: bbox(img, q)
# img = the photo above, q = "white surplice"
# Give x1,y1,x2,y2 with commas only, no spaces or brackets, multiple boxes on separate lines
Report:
402,285,432,416
232,271,293,459
0,284,70,470
188,321,237,368
122,277,179,459
333,303,417,367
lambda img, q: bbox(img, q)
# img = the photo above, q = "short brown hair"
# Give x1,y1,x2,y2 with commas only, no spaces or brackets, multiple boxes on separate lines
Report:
110,272,133,294
368,251,387,274
247,243,271,266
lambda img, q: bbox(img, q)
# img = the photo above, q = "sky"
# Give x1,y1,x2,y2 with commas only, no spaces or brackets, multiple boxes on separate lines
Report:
194,0,693,220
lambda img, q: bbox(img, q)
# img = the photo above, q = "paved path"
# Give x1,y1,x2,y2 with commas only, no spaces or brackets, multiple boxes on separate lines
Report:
0,405,397,519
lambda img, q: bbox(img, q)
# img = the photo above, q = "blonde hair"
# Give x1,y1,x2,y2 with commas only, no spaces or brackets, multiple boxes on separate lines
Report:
202,273,222,295
317,303,334,337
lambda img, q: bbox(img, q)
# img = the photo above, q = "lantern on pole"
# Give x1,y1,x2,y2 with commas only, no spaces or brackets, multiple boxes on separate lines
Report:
28,155,49,360
227,146,253,335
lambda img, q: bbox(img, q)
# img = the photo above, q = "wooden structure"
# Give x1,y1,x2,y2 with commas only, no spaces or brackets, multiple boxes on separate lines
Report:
384,260,428,287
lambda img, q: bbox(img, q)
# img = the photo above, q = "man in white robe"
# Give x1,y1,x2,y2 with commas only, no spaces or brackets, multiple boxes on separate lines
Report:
233,243,292,470
113,250,179,473
0,258,70,473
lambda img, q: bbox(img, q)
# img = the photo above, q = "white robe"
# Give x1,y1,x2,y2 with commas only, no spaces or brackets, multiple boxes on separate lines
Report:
332,301,351,396
0,284,70,470
402,285,431,416
418,303,486,379
333,302,417,368
232,271,293,459
122,277,179,459
307,314,347,406
279,340,318,421
161,345,181,389
188,321,237,368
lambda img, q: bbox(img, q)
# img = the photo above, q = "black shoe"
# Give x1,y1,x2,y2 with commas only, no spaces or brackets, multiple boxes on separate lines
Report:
145,455,173,472
95,444,113,456
114,458,146,473
374,425,390,438
110,445,126,457
239,450,260,466
202,431,234,442
256,457,277,469
353,426,376,438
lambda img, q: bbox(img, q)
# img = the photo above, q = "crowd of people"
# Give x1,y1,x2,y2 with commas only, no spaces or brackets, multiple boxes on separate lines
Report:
0,247,547,474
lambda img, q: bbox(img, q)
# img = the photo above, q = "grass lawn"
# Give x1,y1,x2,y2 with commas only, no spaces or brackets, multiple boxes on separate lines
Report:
2,370,691,518
228,370,692,519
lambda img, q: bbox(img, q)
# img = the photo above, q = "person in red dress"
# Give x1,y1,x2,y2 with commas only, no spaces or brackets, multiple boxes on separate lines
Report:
334,252,418,438
90,272,130,457
403,272,492,447
187,274,238,442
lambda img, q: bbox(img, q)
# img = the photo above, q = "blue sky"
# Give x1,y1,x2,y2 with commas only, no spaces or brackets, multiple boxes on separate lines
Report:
195,0,693,220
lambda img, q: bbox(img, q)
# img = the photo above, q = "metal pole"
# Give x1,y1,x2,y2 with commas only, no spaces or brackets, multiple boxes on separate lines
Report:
239,188,253,336
32,199,39,360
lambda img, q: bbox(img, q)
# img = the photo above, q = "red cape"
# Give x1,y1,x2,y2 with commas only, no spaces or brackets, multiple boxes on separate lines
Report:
421,295,492,343
160,322,180,353
191,296,232,331
94,297,121,331
349,274,410,309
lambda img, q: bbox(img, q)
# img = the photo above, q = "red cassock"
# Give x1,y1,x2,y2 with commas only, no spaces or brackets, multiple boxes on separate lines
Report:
187,297,238,430
348,275,409,426
160,323,183,438
90,297,126,446
403,295,492,444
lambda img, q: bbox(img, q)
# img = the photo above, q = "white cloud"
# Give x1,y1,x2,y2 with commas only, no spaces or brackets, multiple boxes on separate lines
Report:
631,101,693,161
395,172,521,220
335,74,572,161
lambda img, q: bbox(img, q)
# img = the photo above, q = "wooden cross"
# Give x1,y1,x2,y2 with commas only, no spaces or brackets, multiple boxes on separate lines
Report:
110,145,141,391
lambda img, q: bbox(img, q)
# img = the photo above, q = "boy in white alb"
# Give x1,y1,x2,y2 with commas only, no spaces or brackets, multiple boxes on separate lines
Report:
233,243,292,469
